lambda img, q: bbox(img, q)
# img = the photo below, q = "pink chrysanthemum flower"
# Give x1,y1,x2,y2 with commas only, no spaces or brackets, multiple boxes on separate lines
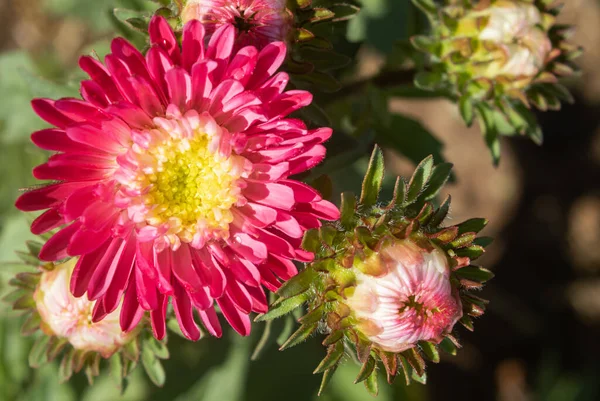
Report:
347,240,463,353
16,16,338,341
181,0,292,50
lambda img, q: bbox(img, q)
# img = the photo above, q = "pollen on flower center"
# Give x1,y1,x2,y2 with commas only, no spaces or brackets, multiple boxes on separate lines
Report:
144,134,240,231
120,110,248,247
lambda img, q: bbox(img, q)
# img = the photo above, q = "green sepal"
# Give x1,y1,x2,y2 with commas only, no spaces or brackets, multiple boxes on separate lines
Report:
355,356,376,384
279,323,318,351
313,341,344,374
317,365,338,396
364,367,379,396
360,146,385,208
29,334,51,368
142,341,166,387
256,292,309,322
419,341,440,363
276,268,318,299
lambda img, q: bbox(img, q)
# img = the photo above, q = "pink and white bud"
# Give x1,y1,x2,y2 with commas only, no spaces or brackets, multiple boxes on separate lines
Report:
34,259,134,358
347,240,462,353
476,1,552,79
181,0,292,49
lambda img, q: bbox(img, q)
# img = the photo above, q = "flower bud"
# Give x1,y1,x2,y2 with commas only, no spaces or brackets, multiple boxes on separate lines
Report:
33,259,132,358
6,242,169,385
411,0,581,151
258,148,494,395
181,0,293,49
348,240,462,353
452,1,551,86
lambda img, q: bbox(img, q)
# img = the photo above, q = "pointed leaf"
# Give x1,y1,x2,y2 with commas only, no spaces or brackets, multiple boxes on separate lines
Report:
355,356,376,383
364,367,379,396
318,366,338,396
257,292,309,322
277,268,318,299
406,156,434,204
279,323,318,350
142,343,166,387
419,341,440,363
29,335,50,368
360,145,385,207
314,342,344,374
419,162,453,201
457,218,488,234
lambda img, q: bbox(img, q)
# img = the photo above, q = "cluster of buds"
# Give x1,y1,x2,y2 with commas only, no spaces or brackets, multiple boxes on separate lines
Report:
411,0,581,157
257,147,493,395
4,242,169,386
115,0,357,96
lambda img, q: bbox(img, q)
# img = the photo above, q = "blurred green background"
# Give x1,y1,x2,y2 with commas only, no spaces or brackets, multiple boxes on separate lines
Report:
1,0,600,400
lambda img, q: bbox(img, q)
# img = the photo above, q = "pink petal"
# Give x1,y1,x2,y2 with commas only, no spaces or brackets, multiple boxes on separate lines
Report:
171,244,203,291
78,56,122,102
182,19,206,71
224,277,252,314
16,182,88,212
30,209,65,235
86,237,127,300
205,24,235,63
245,284,268,314
70,239,110,297
216,295,251,336
173,281,201,341
31,129,99,153
39,221,81,261
165,67,192,111
149,16,181,65
243,182,295,210
66,123,122,153
135,265,159,310
151,294,168,340
31,99,74,129
247,42,287,89
198,307,222,338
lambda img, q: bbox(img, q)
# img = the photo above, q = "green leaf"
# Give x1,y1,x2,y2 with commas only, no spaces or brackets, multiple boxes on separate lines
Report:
419,341,440,363
406,155,434,204
256,292,309,322
459,96,474,126
439,337,458,356
419,162,453,202
455,266,495,283
276,268,317,299
476,104,502,165
141,343,165,387
414,71,443,90
314,342,344,374
317,366,338,396
29,335,50,368
355,356,376,383
301,228,321,253
457,218,488,234
360,145,385,207
473,236,494,248
340,192,357,229
410,35,440,55
429,195,451,227
279,323,318,350
364,367,379,396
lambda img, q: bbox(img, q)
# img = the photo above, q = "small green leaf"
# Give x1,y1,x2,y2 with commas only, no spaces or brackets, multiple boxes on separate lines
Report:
141,345,166,387
276,268,318,299
439,337,458,356
364,367,379,396
29,335,50,368
411,369,427,384
355,356,376,383
459,96,474,126
145,335,169,359
454,245,485,260
455,266,495,283
419,341,440,363
414,71,443,90
317,366,338,396
110,353,124,390
457,218,488,234
410,35,440,55
256,292,309,322
473,236,494,248
340,192,357,229
419,162,453,201
360,145,385,207
59,349,75,383
279,323,318,350
314,342,344,374
449,232,477,248
299,303,325,325
301,228,321,253
406,155,434,204
21,313,41,335
429,195,451,228
403,347,425,377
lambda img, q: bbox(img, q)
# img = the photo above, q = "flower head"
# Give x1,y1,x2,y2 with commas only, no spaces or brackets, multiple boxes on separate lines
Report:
258,148,493,395
34,258,132,358
16,16,339,341
348,240,462,353
182,0,292,49
6,244,169,385
411,0,581,154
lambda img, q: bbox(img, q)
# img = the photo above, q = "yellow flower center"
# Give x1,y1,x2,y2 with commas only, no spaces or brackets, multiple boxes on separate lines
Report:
141,133,242,238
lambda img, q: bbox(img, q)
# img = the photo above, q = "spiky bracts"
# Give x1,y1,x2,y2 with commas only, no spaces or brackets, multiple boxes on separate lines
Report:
257,146,493,396
411,0,581,162
3,242,169,387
